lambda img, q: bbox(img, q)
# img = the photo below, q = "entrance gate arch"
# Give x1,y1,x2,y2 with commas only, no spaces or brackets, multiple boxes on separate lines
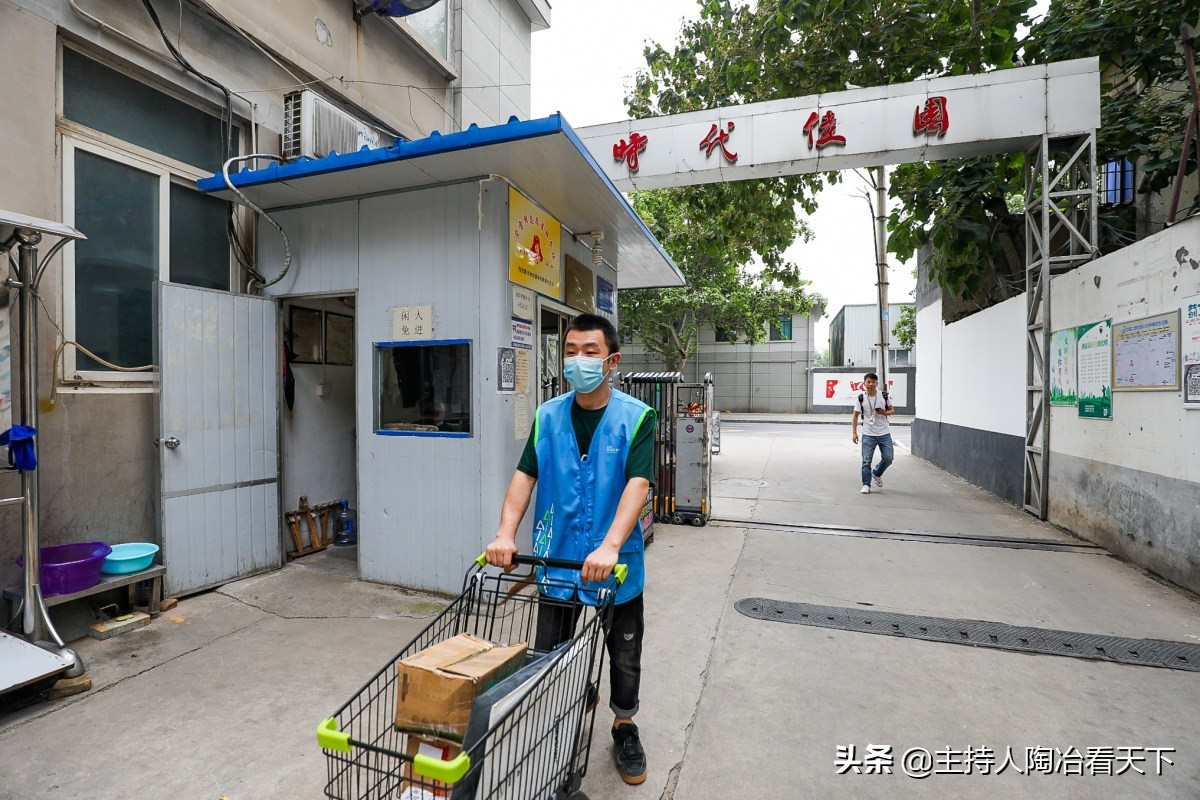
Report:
576,58,1102,519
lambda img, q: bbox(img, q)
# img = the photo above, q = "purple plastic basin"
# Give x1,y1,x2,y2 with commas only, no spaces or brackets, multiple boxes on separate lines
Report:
16,542,113,597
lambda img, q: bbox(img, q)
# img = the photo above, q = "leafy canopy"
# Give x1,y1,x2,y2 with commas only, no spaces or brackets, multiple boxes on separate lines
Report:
620,183,821,371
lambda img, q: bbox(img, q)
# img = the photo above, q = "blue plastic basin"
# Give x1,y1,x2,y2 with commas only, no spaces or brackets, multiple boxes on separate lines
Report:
101,542,160,575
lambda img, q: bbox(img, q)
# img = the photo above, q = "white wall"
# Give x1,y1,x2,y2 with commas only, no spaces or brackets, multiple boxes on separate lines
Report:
456,0,534,127
914,302,943,422
925,294,1026,437
260,202,360,298
1049,218,1200,483
914,215,1200,592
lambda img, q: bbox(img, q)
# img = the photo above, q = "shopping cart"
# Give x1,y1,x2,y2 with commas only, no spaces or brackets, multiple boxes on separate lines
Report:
317,554,627,800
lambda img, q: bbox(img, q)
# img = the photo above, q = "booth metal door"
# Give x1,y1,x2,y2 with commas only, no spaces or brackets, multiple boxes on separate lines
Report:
157,283,281,596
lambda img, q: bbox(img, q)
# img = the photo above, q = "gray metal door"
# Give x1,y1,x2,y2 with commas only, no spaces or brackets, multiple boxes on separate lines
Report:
156,283,280,595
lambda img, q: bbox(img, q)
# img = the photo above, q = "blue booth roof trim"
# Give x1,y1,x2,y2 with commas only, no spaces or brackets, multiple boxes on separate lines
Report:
197,114,684,289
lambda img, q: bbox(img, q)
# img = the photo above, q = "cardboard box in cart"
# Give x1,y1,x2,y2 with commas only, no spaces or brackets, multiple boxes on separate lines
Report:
395,633,527,742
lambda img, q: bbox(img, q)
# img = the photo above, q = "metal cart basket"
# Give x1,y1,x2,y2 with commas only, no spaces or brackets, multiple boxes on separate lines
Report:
318,555,625,800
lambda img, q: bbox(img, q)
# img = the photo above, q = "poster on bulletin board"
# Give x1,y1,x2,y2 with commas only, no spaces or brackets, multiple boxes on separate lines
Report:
1113,311,1179,391
1049,327,1077,406
1076,319,1112,419
1184,293,1200,409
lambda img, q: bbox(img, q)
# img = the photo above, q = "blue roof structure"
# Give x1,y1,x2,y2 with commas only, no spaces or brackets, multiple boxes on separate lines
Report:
199,114,684,289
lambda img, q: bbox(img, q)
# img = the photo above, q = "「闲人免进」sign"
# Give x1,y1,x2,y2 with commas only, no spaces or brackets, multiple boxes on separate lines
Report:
509,188,561,300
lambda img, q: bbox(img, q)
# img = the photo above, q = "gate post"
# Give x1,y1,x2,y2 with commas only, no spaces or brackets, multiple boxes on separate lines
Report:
1023,133,1098,519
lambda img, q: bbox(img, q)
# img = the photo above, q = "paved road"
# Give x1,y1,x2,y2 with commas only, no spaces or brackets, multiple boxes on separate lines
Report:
2,423,1197,799
625,422,1200,800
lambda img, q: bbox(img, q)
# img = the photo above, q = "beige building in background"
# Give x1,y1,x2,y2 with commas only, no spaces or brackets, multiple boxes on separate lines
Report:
617,309,823,413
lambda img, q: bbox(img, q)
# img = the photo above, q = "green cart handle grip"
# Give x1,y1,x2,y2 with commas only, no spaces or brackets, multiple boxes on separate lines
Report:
413,750,472,784
317,717,351,753
475,552,627,584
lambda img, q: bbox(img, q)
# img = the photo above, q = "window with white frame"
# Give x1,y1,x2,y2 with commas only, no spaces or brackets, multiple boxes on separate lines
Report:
59,46,236,379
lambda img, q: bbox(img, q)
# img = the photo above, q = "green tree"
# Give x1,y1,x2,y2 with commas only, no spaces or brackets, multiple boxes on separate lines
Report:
620,185,822,371
628,0,1197,312
893,305,917,351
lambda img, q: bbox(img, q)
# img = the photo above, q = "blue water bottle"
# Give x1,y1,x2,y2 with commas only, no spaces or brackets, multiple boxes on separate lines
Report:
334,499,357,547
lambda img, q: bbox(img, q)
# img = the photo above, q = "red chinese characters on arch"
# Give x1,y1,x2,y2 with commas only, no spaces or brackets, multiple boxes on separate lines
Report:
913,96,949,137
803,110,846,149
699,121,738,163
613,132,649,172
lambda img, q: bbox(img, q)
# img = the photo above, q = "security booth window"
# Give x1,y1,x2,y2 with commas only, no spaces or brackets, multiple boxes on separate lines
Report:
376,340,471,436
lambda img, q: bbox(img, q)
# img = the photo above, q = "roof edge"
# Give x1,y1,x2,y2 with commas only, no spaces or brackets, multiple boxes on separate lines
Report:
197,115,568,194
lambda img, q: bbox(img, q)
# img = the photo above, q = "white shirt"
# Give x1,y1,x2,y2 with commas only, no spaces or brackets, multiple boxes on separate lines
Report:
858,392,890,437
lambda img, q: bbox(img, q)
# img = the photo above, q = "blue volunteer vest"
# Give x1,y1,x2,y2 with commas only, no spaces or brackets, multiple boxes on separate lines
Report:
531,388,652,605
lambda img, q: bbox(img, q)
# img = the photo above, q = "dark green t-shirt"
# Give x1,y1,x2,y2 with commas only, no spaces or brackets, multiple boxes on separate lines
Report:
517,401,656,486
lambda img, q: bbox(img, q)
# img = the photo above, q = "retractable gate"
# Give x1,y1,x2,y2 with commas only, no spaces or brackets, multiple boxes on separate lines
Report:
620,372,681,523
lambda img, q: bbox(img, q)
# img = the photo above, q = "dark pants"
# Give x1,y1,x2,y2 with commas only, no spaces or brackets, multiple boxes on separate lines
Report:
535,593,643,718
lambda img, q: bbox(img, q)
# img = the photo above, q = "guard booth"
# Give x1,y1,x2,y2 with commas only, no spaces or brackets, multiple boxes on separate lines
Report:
194,116,684,595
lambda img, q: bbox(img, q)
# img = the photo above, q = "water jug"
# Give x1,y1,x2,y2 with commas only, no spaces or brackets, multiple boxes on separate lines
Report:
334,499,357,547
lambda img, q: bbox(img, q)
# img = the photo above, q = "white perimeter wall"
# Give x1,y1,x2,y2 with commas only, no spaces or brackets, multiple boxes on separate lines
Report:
915,215,1200,591
916,294,1026,437
1050,219,1200,482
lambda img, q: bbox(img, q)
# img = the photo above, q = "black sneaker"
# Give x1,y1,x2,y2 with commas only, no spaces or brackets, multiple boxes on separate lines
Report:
612,722,647,785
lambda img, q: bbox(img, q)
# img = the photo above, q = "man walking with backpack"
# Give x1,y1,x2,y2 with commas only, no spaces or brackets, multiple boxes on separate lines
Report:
851,372,894,494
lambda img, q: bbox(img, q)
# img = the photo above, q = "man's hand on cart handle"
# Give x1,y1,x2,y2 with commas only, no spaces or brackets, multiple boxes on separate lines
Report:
581,542,621,585
485,535,520,572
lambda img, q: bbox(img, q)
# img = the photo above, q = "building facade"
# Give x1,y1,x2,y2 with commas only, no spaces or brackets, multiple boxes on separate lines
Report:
828,302,914,368
617,310,823,413
0,0,548,596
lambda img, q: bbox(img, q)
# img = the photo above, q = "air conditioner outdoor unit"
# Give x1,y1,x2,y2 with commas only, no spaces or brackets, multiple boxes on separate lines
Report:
283,90,395,160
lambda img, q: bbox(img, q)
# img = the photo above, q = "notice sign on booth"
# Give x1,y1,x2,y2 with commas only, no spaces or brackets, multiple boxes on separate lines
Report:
812,372,909,408
392,305,433,340
509,188,561,300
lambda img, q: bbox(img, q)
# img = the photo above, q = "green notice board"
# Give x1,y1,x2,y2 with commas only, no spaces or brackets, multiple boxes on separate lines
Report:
1076,319,1112,420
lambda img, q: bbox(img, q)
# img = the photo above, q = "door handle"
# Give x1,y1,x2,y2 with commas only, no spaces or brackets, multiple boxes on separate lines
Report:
157,436,182,450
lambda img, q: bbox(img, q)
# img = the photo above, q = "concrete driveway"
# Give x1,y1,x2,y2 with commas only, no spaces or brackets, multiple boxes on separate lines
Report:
2,422,1197,799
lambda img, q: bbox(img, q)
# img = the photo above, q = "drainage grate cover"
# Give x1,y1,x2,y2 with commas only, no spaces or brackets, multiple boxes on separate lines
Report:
735,598,1200,672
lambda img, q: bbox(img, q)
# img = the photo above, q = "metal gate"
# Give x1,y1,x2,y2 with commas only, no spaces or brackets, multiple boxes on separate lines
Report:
156,284,281,596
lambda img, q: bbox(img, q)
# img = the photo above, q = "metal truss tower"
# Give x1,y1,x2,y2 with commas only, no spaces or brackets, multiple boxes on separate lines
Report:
1023,133,1099,519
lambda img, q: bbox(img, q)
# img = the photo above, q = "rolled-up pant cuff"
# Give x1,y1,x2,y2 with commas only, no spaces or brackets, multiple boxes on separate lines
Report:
610,701,639,718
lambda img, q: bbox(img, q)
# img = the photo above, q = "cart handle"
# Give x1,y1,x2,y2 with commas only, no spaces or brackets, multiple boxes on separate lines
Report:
475,552,627,585
317,718,474,783
413,750,472,784
317,717,351,753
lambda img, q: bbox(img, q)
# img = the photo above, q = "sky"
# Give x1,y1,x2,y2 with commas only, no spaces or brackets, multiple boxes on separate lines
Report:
529,0,917,352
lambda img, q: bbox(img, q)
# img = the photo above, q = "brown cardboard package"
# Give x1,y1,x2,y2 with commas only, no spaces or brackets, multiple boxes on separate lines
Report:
395,633,527,742
401,734,462,798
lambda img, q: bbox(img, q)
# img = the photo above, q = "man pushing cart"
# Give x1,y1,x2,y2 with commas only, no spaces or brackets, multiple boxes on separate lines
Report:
317,314,655,799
